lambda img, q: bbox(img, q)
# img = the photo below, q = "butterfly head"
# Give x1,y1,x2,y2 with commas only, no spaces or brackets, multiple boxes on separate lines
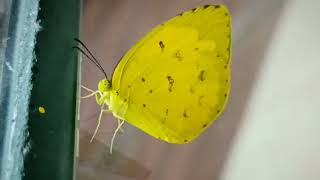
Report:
98,79,111,92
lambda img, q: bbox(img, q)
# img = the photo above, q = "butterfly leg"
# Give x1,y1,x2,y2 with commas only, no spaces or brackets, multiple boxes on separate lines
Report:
90,104,110,142
117,119,125,132
81,91,99,99
95,92,108,106
110,119,125,154
81,85,95,92
81,85,99,98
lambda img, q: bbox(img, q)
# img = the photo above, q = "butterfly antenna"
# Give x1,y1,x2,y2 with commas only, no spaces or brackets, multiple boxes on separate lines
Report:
73,38,108,80
73,46,104,72
73,38,105,74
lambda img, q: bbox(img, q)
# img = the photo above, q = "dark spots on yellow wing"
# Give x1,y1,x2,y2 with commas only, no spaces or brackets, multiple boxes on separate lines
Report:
191,8,197,12
226,79,229,83
224,93,227,98
224,65,227,69
149,89,153,93
227,47,231,52
183,110,188,118
116,91,119,95
227,34,231,38
198,95,204,106
167,75,174,92
175,50,182,61
203,4,210,9
189,88,195,94
159,41,164,49
178,12,183,16
184,139,188,142
142,104,146,108
214,5,220,9
195,47,199,51
162,115,167,124
141,77,146,82
226,24,230,27
165,108,169,116
216,53,220,58
225,12,228,16
202,124,207,128
198,70,206,81
128,85,131,88
124,98,127,102
217,109,221,113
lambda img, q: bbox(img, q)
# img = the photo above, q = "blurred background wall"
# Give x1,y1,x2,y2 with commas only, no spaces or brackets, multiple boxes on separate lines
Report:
221,1,320,180
78,0,320,180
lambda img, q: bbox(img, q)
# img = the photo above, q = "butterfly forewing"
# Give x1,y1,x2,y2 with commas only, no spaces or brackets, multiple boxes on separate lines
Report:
111,4,231,143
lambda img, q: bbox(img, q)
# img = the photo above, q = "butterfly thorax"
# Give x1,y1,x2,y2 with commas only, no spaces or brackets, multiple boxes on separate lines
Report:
98,79,128,120
109,90,128,120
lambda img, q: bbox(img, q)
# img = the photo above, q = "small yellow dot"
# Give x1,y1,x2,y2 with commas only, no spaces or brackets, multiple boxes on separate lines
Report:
38,106,46,114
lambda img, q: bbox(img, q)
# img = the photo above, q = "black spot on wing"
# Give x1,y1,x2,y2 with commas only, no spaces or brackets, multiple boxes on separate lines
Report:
183,110,188,118
183,112,187,118
198,70,206,81
159,41,164,49
175,50,182,61
167,75,174,92
198,95,204,106
189,88,195,94
203,4,210,9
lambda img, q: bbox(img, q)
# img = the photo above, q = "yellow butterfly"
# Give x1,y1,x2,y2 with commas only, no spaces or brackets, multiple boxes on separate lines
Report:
77,4,231,153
